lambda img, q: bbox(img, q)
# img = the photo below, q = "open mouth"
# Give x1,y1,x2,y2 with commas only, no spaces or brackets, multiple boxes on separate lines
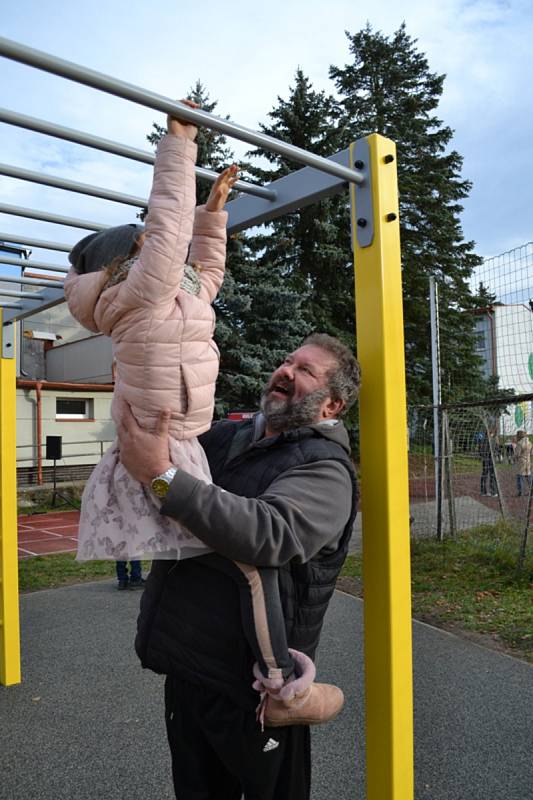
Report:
269,383,292,398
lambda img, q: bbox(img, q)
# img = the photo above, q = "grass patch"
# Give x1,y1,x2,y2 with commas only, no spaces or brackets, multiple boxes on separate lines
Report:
340,522,533,662
18,553,151,593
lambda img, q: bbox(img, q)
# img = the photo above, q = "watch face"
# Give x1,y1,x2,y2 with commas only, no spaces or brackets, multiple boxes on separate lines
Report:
151,478,169,498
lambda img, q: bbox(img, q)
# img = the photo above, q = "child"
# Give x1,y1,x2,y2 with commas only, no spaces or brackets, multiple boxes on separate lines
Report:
115,560,144,590
64,102,343,727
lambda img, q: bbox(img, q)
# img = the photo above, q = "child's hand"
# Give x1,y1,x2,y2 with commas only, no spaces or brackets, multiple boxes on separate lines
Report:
205,165,239,212
167,99,199,141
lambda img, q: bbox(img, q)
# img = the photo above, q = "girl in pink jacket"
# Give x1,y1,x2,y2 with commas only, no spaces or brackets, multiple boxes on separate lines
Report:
65,107,340,728
65,109,233,562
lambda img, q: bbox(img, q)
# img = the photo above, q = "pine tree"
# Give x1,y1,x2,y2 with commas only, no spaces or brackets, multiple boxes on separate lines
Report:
215,247,312,415
330,24,485,404
246,69,355,342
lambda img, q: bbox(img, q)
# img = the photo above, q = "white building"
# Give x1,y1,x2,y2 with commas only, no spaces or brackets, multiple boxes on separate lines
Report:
5,251,115,486
475,303,533,435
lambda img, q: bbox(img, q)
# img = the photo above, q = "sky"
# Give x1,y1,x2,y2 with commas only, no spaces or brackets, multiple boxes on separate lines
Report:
0,0,532,276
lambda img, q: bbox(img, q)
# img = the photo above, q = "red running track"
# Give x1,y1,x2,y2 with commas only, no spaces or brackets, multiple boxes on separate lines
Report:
17,510,80,559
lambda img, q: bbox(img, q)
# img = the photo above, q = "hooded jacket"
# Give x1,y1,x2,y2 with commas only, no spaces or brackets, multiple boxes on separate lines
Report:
64,134,228,440
136,415,358,707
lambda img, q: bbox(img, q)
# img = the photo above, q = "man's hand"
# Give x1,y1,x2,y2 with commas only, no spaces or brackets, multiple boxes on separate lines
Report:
205,165,239,212
116,401,173,484
167,98,199,142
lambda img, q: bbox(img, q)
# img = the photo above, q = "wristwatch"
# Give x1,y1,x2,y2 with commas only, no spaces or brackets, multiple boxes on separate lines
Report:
150,466,178,498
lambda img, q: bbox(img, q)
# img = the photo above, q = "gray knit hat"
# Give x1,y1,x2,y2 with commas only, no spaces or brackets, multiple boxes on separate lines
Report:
69,224,145,275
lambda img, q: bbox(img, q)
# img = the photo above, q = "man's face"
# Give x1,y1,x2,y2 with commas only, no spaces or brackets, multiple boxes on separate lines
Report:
260,344,341,433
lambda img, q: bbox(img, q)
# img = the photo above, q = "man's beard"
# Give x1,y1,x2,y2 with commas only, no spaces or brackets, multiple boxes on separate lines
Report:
260,386,330,434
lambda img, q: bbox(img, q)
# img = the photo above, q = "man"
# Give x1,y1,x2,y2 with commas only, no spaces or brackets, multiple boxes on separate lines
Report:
117,333,360,800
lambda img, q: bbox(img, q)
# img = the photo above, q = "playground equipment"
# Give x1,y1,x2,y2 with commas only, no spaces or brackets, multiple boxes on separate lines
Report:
0,36,413,800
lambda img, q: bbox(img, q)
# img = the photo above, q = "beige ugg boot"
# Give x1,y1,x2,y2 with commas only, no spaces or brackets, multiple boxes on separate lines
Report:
262,682,345,727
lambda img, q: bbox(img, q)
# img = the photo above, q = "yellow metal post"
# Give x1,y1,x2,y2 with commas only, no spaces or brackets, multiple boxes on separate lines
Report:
0,309,21,685
350,135,413,799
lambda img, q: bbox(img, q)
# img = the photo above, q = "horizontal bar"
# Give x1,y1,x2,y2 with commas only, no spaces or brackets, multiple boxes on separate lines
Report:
0,255,68,273
0,289,44,299
0,108,276,201
0,203,108,231
0,274,63,288
0,163,146,207
17,439,112,449
16,455,100,463
0,302,21,309
0,232,71,252
0,37,364,185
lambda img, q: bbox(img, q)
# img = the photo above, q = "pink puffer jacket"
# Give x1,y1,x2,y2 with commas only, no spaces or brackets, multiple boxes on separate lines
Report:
64,134,227,440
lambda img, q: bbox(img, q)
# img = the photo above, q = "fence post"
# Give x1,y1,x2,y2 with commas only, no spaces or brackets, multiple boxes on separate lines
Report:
0,313,21,685
429,277,442,526
350,135,413,800
517,480,532,572
443,411,457,538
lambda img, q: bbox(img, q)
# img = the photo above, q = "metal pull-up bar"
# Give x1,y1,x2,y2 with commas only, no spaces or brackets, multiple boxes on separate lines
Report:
0,36,364,186
0,289,44,300
0,256,68,274
0,163,147,208
0,233,70,252
0,203,108,232
0,274,63,289
0,108,276,201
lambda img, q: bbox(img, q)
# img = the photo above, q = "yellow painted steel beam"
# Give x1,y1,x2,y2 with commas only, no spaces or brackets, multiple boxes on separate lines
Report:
0,310,21,685
350,135,413,799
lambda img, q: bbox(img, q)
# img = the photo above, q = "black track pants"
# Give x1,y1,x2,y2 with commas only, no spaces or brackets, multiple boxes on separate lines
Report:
165,676,311,800
200,553,294,680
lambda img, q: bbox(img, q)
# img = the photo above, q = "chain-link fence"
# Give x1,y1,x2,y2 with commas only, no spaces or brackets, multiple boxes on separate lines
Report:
409,398,531,567
409,243,533,570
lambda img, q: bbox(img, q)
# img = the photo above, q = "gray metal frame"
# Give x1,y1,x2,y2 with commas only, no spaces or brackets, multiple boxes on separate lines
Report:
0,37,363,184
0,108,276,200
0,35,370,326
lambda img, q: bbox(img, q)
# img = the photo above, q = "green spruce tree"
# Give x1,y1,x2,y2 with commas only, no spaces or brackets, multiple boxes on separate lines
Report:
330,24,486,404
247,69,355,341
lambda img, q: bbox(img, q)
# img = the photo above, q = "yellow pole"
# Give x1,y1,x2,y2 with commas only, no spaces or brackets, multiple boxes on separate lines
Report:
0,309,21,685
350,135,413,799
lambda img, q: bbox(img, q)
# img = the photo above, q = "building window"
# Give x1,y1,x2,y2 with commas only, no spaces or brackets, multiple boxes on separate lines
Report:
55,398,93,420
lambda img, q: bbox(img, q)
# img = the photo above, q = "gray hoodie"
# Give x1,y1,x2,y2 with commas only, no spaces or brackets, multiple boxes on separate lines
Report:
160,414,354,566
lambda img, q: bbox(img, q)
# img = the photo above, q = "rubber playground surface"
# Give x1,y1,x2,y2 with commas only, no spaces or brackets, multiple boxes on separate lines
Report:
17,510,80,558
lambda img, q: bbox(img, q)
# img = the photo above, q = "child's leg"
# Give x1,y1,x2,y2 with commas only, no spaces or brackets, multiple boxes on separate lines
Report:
198,553,344,728
200,553,294,682
116,560,129,590
129,560,142,582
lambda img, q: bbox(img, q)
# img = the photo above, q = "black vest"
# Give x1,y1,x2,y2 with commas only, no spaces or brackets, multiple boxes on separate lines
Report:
136,419,358,707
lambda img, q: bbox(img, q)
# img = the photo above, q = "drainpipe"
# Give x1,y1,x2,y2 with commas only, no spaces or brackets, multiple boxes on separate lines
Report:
17,380,114,392
35,381,42,485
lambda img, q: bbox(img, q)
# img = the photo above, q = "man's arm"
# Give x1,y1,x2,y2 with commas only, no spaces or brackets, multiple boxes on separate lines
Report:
116,404,353,566
161,459,353,566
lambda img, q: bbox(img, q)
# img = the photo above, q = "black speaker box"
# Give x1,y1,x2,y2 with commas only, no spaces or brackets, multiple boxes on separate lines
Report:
46,435,62,461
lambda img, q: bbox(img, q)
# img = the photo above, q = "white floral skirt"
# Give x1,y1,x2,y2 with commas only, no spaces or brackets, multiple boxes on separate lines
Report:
76,436,212,561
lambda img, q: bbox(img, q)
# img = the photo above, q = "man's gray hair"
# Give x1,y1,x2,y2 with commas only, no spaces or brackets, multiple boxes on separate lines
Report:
303,333,361,417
